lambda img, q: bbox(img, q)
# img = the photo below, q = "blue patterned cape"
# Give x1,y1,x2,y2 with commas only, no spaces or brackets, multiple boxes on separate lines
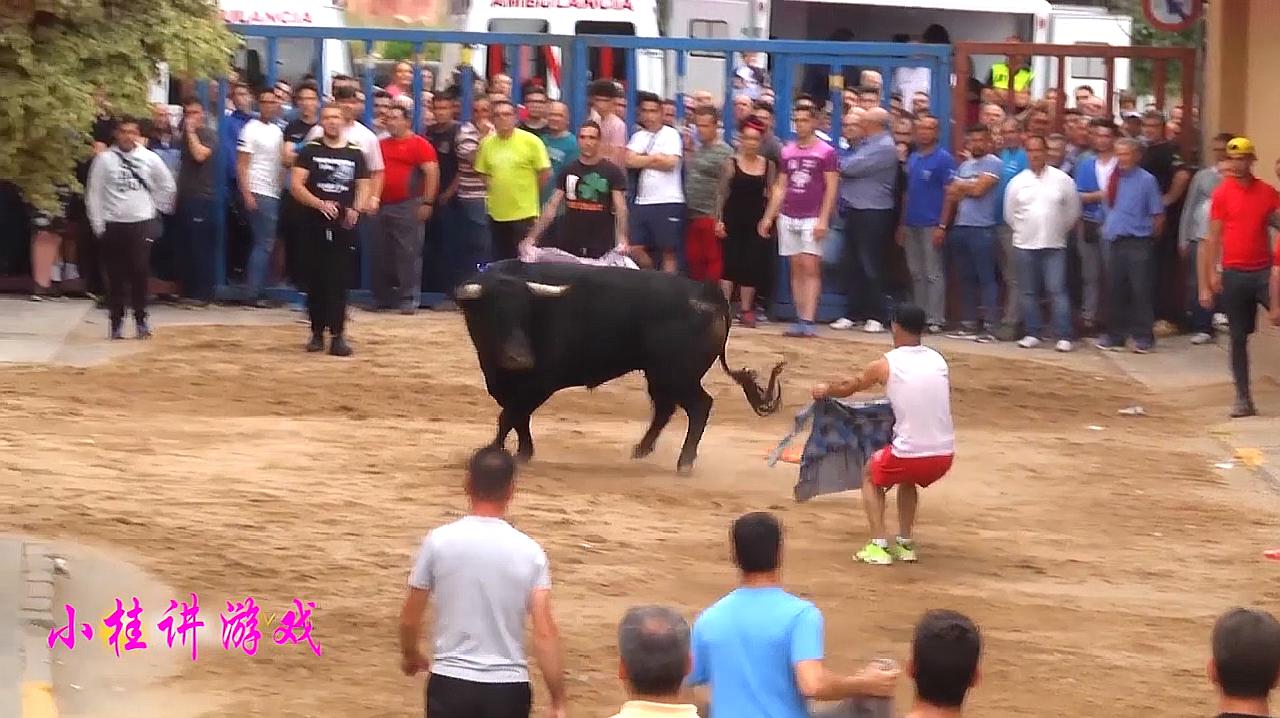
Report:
768,398,896,502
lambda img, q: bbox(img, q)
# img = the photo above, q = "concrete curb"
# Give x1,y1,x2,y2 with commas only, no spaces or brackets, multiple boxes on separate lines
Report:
19,542,58,718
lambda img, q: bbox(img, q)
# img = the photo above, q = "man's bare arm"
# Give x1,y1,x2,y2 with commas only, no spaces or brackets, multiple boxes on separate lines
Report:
398,588,430,661
760,172,788,227
528,588,567,710
794,660,898,701
526,191,565,244
818,170,839,226
819,357,890,399
612,189,629,245
290,167,322,208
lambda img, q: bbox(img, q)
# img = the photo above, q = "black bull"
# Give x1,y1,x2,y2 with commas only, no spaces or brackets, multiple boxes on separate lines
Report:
456,260,786,472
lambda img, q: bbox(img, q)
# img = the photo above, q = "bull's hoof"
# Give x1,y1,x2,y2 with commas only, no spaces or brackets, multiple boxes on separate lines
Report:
632,443,655,460
515,451,533,464
676,461,695,476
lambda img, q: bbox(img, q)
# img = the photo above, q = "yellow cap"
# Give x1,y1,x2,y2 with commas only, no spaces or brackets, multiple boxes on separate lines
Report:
1226,136,1256,158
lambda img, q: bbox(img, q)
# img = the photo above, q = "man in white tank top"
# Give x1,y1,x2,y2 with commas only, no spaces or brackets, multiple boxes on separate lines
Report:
812,303,955,566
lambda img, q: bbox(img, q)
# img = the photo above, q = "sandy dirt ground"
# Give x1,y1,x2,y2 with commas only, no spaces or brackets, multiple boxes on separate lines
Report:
3,313,1279,718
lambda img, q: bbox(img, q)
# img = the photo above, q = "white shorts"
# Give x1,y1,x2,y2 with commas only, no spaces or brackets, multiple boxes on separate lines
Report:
777,215,821,257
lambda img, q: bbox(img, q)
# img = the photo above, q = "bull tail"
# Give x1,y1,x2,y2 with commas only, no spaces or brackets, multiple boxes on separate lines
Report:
718,347,785,417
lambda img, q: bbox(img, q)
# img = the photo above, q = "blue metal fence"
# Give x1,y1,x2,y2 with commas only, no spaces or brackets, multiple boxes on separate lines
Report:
214,24,951,317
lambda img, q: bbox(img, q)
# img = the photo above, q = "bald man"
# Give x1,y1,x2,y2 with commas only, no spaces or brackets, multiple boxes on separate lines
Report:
832,107,898,334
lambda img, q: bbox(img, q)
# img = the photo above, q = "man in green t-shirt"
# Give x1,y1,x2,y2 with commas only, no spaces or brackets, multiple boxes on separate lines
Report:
476,99,552,260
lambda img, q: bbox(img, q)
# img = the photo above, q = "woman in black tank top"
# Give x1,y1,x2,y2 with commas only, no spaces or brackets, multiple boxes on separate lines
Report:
716,120,775,327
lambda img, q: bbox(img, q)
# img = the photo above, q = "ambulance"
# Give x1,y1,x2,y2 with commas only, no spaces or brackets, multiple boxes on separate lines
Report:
151,0,355,103
440,0,667,97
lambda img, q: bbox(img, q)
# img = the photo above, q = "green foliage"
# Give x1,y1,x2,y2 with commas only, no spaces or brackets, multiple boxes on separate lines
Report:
1100,0,1202,99
0,0,238,212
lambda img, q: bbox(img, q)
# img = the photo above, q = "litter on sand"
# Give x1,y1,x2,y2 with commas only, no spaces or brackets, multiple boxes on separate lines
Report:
1118,406,1147,416
1214,461,1237,470
1235,448,1266,468
1264,549,1280,561
1087,425,1105,431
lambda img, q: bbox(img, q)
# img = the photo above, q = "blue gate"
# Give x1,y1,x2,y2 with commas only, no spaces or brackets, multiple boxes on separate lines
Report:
211,24,951,316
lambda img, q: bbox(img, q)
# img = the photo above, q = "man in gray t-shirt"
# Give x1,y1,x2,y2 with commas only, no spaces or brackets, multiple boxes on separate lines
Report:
400,447,567,718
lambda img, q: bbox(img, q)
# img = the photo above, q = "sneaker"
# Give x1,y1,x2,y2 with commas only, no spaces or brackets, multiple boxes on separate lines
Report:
946,326,978,340
1231,399,1258,418
862,319,886,333
890,540,918,563
973,332,995,344
829,317,857,330
804,323,819,337
739,310,757,328
305,334,325,352
1095,337,1124,352
1016,335,1041,349
1055,339,1074,353
1190,332,1213,345
1213,312,1229,328
399,301,418,316
927,324,944,335
108,323,124,341
433,300,459,312
329,336,353,357
785,322,808,337
855,542,894,566
994,324,1020,342
135,320,152,340
1132,341,1154,354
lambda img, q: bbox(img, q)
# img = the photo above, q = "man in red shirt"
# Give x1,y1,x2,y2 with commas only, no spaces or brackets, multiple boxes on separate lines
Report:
1199,137,1280,417
375,105,439,314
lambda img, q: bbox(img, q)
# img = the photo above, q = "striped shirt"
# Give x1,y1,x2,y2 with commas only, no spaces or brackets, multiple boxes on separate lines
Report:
455,122,486,200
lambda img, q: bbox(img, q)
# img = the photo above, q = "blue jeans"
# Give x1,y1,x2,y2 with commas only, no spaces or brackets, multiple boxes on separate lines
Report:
1185,241,1214,334
178,196,216,302
1104,237,1156,346
453,197,492,286
1015,247,1072,340
949,226,999,328
245,193,281,298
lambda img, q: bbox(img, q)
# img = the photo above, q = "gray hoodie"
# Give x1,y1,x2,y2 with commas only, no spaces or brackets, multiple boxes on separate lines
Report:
85,144,176,236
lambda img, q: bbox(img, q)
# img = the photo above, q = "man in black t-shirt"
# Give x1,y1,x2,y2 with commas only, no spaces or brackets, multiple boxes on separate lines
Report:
1207,607,1280,718
281,82,321,293
290,104,371,357
522,120,627,260
422,89,461,297
1139,109,1193,329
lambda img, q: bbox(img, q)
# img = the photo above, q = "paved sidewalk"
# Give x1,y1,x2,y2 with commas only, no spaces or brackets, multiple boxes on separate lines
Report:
1,537,59,718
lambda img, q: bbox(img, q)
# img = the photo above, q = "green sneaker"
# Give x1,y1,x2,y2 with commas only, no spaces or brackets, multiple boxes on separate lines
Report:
855,542,894,565
891,540,918,563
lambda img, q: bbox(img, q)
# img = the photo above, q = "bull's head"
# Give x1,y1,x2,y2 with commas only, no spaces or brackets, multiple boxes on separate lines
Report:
454,277,571,371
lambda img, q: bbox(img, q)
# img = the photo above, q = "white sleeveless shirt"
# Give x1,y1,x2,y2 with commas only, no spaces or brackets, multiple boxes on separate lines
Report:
884,345,955,457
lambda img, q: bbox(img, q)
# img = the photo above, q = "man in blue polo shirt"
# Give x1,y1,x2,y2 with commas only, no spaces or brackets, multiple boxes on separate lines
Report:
900,115,955,332
687,512,897,718
1098,137,1165,353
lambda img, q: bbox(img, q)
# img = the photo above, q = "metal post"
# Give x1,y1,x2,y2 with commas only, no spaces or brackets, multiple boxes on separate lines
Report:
511,45,523,105
461,64,475,123
625,48,637,131
412,43,425,132
570,38,588,130
773,54,792,142
362,40,375,128
266,38,279,91
830,63,843,149
675,49,687,128
935,48,952,152
213,77,229,296
315,38,327,99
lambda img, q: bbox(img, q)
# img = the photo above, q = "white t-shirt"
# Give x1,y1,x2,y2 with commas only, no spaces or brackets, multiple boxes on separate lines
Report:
408,515,550,683
304,121,385,172
884,345,955,458
1094,155,1119,198
626,125,685,205
237,119,284,198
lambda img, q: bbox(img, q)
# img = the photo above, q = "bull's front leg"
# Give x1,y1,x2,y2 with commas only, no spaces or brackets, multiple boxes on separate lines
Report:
493,408,535,463
491,410,514,452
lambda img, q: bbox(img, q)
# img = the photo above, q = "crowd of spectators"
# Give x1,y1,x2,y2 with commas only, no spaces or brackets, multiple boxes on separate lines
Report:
9,48,1276,363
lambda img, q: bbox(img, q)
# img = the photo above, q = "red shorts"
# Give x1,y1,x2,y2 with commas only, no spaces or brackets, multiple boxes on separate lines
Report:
869,447,954,488
684,216,722,282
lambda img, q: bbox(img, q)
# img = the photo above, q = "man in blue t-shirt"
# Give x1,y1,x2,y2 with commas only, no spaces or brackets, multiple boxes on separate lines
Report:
939,125,1004,342
994,116,1029,339
687,512,898,718
900,116,956,332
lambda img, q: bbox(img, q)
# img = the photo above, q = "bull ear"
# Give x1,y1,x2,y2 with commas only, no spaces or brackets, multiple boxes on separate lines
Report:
455,283,483,300
525,282,570,297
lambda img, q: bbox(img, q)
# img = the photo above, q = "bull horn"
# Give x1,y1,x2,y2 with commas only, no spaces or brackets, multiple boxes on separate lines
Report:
525,282,570,297
455,283,483,300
